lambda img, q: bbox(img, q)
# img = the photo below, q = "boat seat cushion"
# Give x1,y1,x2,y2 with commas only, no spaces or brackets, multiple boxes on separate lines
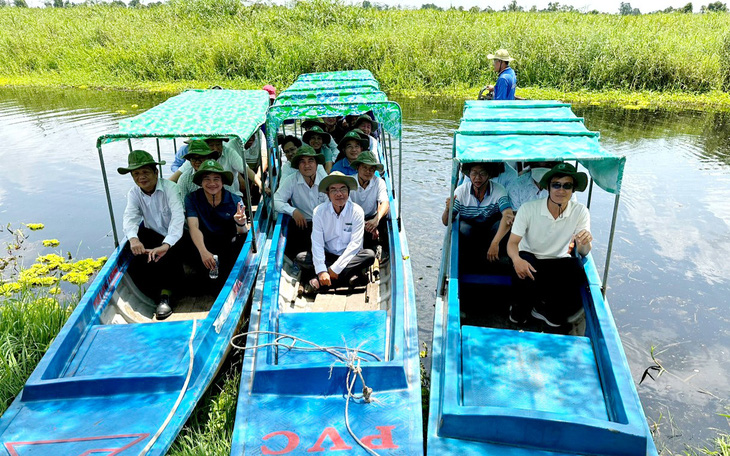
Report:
277,311,387,365
460,325,608,420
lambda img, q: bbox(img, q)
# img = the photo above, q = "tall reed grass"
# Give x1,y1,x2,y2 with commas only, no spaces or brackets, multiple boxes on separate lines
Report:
0,1,727,93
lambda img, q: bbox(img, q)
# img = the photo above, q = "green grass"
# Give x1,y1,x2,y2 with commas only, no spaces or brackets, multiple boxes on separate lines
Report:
1,2,730,110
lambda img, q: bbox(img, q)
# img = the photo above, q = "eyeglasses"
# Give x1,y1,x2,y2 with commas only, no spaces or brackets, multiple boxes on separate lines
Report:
188,156,205,162
328,187,349,195
469,170,489,178
550,182,575,190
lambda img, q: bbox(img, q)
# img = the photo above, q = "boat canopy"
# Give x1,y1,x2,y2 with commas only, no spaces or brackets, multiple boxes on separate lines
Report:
266,96,402,143
96,89,270,146
275,88,387,106
286,79,380,92
296,69,375,82
455,101,624,194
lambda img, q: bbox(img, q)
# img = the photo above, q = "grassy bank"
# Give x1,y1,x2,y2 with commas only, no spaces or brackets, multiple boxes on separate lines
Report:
0,2,729,111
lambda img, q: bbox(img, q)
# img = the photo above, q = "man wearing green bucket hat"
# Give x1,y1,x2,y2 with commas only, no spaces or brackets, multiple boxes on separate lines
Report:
185,159,249,294
175,139,221,200
274,145,328,256
295,172,376,295
352,114,380,156
302,126,335,173
332,130,370,176
507,162,592,328
485,49,517,101
119,149,185,320
349,151,389,251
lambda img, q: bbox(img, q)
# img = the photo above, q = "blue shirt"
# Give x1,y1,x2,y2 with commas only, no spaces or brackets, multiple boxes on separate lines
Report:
185,189,242,238
171,144,188,172
494,67,516,101
331,158,358,176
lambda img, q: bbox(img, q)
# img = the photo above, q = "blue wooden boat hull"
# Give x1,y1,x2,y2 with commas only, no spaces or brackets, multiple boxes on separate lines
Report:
0,210,269,456
230,211,423,456
427,221,658,455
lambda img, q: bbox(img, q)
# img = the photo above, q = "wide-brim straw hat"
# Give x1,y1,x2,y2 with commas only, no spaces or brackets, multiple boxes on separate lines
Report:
302,126,332,146
487,49,515,62
290,145,325,168
353,114,379,132
538,163,588,192
183,139,219,160
337,130,370,152
192,159,233,186
318,171,358,193
117,150,165,174
350,150,384,174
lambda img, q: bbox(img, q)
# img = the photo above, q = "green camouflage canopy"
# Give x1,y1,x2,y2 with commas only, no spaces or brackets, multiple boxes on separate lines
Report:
297,70,375,82
455,101,624,194
266,100,402,143
286,80,380,92
97,89,269,146
275,88,386,105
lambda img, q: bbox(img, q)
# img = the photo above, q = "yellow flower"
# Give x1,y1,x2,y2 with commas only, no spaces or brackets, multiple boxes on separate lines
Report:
42,239,60,247
0,282,22,296
26,223,45,231
49,286,61,295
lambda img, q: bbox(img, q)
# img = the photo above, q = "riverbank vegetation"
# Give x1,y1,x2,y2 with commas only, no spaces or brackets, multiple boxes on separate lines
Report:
0,1,729,110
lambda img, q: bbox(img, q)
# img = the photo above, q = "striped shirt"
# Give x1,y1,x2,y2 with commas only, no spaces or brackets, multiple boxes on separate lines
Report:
452,180,511,222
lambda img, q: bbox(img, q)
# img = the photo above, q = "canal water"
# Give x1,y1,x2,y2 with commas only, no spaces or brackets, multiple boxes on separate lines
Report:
1,87,728,453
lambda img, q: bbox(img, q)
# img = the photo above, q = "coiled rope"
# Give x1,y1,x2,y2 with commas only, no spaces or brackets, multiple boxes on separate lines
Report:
231,331,383,456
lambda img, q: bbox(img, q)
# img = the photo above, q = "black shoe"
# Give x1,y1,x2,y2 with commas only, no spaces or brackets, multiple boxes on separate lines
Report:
508,305,528,325
156,295,172,320
531,308,561,327
349,274,369,289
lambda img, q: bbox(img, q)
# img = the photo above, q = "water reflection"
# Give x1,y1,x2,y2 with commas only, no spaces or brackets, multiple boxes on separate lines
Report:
1,87,730,453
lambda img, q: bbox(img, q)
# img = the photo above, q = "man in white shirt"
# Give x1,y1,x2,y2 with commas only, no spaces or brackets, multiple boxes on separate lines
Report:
352,115,380,159
349,150,389,251
118,150,185,320
507,163,593,328
274,145,328,256
296,172,376,295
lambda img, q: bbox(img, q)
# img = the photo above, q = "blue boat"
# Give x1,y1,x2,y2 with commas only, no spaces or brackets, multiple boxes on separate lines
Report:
229,73,424,455
427,100,659,455
0,89,271,456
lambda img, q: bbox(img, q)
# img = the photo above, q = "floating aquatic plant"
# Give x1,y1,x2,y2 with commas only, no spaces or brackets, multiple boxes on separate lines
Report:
42,239,59,247
25,223,44,231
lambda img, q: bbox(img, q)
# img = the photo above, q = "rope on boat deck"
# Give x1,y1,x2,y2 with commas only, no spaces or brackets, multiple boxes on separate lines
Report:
140,319,197,456
231,331,384,456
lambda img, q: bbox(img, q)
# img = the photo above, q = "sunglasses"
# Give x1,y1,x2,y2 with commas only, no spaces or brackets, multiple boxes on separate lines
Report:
550,182,575,190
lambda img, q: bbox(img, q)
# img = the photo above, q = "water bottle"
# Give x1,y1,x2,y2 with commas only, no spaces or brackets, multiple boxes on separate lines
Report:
209,255,219,279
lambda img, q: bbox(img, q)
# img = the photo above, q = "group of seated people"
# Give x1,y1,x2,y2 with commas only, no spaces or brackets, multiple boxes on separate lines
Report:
117,136,258,320
273,114,389,296
442,161,593,329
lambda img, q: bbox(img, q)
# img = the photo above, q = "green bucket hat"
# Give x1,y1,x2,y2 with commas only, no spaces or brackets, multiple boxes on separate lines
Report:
318,171,358,193
117,150,165,175
353,114,379,132
290,145,325,168
487,49,515,62
301,118,326,130
337,130,370,153
183,139,218,160
538,163,588,192
302,126,332,146
350,150,384,174
192,159,233,186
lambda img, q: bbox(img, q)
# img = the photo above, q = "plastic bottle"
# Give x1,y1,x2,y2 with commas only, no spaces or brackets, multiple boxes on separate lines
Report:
209,255,219,279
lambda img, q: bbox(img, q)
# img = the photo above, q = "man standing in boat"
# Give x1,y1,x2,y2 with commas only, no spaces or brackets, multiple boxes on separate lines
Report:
485,49,517,101
118,150,185,320
507,163,592,328
296,172,376,295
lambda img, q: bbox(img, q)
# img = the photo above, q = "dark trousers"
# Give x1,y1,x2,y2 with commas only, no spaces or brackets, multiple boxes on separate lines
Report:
285,219,313,258
296,249,376,286
190,232,246,295
510,251,587,322
126,226,184,299
458,216,509,271
363,215,389,251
